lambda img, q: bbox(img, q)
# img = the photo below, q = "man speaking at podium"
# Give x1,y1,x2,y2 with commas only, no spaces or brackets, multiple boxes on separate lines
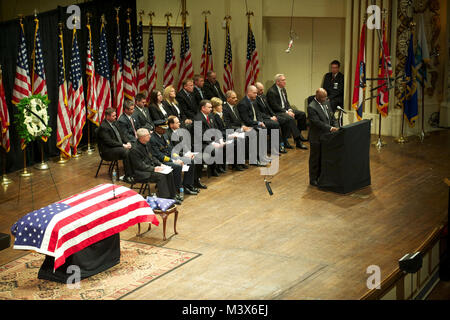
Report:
307,88,339,187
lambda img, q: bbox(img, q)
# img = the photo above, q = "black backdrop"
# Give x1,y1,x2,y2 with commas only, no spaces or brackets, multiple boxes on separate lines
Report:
0,0,137,173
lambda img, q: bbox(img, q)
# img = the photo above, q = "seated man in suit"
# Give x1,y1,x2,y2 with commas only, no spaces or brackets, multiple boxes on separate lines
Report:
193,74,206,106
203,70,226,101
129,128,181,204
176,78,198,120
192,99,224,177
167,115,207,189
117,99,138,143
150,119,198,198
237,85,271,167
133,92,154,132
266,73,308,150
307,88,339,186
97,107,133,183
322,60,344,113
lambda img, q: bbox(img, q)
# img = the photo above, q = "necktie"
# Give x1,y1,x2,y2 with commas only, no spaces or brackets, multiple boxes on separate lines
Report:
206,115,210,125
130,117,137,138
321,103,330,123
251,102,257,121
282,88,290,109
198,87,204,99
111,123,123,144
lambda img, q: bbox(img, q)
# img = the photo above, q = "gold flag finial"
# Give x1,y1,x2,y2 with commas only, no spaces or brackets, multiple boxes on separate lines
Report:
202,10,211,17
101,14,107,25
148,11,155,24
86,12,92,24
165,12,172,24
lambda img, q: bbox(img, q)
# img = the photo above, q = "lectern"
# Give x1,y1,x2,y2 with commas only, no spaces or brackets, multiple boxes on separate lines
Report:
318,119,371,193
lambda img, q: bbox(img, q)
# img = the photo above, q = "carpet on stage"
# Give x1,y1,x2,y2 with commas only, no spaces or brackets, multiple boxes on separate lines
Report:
0,240,200,300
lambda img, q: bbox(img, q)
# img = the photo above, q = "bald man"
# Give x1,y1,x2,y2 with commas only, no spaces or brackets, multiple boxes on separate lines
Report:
307,88,339,186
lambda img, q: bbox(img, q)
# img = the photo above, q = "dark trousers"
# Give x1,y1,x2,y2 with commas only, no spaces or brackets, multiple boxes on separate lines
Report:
277,113,304,141
102,147,132,177
147,171,177,199
309,142,321,183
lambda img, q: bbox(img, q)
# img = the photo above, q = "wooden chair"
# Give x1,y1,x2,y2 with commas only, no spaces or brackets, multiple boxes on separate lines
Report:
137,205,178,241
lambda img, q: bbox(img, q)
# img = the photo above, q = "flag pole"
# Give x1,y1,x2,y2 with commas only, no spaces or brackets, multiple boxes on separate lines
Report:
1,148,12,185
419,79,427,142
20,147,32,177
86,12,95,155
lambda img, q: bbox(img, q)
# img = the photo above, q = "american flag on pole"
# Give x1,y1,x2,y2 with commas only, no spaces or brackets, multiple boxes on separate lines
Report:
136,19,147,96
31,17,47,97
68,29,86,156
12,21,32,105
352,23,367,121
112,14,124,117
163,22,176,88
56,27,72,158
177,19,194,91
86,22,99,126
245,21,260,91
0,65,10,153
11,184,159,270
376,20,392,118
223,19,234,93
200,17,213,78
12,20,32,150
95,20,112,125
123,17,137,100
146,21,157,96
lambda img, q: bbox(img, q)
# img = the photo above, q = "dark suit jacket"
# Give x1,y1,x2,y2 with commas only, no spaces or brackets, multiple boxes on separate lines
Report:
307,98,338,143
133,106,154,132
149,132,173,163
237,96,263,128
163,100,187,123
193,86,206,106
176,89,198,120
117,113,138,143
129,141,161,181
203,79,226,101
97,119,128,159
192,111,216,150
266,84,290,114
255,94,275,120
212,112,226,137
149,103,168,122
322,72,344,103
222,102,243,130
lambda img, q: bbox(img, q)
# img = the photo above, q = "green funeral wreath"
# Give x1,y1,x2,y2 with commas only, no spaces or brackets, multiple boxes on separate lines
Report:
14,94,52,144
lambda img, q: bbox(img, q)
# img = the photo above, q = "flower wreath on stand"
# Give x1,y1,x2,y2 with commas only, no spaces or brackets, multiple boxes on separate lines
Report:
14,94,52,145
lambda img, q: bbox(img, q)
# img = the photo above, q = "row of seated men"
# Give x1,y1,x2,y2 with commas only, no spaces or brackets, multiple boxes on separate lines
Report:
97,73,309,204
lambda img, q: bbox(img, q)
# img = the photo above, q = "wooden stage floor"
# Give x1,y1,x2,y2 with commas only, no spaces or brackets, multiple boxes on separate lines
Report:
0,131,449,300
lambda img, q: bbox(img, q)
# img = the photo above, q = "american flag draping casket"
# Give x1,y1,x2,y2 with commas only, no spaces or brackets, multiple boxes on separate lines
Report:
10,184,159,270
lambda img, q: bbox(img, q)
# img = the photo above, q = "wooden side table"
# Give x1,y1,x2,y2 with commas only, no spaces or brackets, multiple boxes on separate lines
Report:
137,205,179,241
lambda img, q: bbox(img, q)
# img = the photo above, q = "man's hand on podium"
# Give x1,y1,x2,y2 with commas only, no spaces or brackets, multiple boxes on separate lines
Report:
330,127,339,133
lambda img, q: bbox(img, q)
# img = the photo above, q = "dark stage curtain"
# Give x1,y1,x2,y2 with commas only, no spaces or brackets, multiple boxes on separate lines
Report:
0,0,137,173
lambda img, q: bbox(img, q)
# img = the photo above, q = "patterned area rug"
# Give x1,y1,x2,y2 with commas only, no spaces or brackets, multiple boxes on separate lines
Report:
0,240,200,300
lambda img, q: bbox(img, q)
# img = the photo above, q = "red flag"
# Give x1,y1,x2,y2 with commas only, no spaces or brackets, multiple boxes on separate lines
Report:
177,20,194,91
223,19,234,93
146,22,157,97
163,22,176,88
68,29,85,156
245,21,259,91
352,23,366,121
200,17,213,78
0,66,10,153
112,14,124,117
95,20,112,125
56,28,72,157
31,16,47,97
123,16,136,100
376,20,392,117
136,19,147,95
86,22,98,125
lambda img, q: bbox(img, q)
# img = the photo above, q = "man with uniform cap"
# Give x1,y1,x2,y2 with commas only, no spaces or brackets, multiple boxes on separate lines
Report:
150,119,199,199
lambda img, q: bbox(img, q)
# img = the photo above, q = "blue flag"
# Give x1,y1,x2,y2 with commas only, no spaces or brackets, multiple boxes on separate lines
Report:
403,34,418,127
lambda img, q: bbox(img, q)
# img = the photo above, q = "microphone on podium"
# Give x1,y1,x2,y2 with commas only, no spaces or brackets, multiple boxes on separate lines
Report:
337,106,347,114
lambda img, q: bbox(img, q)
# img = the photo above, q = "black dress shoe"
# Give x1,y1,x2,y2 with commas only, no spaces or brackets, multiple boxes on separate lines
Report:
217,166,226,174
184,187,198,195
124,176,135,184
285,142,294,149
296,141,308,150
241,164,249,169
194,180,207,189
211,169,219,176
279,146,287,154
233,165,244,171
310,180,318,187
299,134,308,142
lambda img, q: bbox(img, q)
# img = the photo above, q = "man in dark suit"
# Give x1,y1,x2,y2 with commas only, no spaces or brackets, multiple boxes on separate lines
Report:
117,99,138,143
266,74,308,149
97,108,133,183
322,60,344,113
192,99,224,177
176,79,198,120
129,128,180,203
150,119,198,198
193,74,206,106
133,93,154,132
307,88,339,186
203,71,226,101
237,86,270,166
